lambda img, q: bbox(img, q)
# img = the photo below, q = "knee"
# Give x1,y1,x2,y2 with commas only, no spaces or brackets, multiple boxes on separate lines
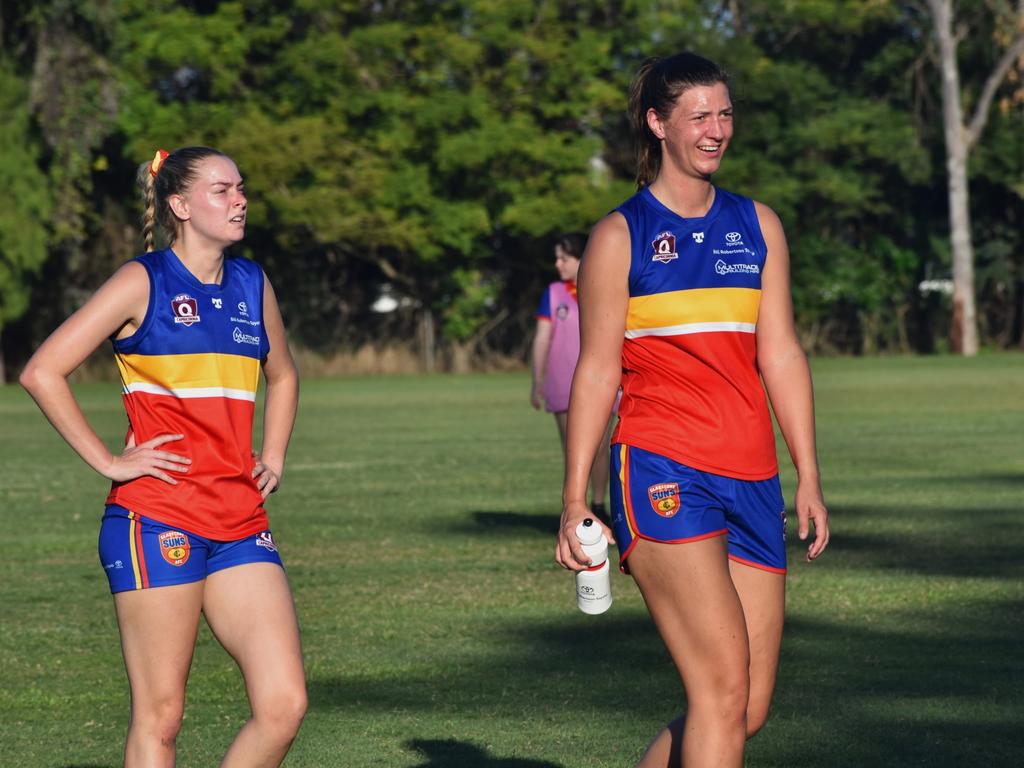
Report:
131,694,185,743
255,683,308,742
745,700,772,739
698,669,749,730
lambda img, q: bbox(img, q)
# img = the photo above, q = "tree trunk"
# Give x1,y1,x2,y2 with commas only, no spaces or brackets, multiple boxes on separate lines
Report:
418,307,436,373
448,341,473,374
930,0,979,355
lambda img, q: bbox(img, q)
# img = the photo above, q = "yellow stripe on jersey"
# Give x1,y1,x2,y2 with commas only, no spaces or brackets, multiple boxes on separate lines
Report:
625,287,760,338
116,353,259,400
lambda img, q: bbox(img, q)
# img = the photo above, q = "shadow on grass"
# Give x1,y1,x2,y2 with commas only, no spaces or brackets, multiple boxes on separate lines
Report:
804,503,1023,579
450,511,560,537
820,530,1022,578
309,594,1022,767
405,738,564,767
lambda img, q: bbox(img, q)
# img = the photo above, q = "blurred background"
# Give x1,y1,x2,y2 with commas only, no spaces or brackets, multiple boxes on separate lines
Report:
1,0,1022,380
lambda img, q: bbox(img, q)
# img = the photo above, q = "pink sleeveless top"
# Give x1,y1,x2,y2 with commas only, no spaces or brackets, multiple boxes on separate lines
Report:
538,280,580,413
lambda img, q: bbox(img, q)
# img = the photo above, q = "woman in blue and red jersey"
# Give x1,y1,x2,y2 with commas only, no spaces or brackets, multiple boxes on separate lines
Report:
555,54,830,767
20,147,305,767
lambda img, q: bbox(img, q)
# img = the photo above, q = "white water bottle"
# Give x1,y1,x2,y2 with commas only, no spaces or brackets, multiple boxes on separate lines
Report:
575,517,612,614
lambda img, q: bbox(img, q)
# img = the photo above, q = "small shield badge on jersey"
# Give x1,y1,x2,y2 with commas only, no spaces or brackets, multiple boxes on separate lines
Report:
651,232,678,264
647,482,681,517
171,293,200,326
159,531,191,566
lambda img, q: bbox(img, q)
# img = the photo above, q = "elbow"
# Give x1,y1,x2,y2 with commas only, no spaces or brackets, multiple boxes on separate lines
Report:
267,363,300,394
18,361,42,395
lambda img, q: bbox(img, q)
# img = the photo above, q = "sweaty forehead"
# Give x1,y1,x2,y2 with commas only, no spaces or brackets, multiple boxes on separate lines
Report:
193,156,242,186
676,83,731,112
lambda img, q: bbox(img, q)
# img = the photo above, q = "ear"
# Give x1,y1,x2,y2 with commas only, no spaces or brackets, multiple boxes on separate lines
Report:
646,107,667,141
167,194,190,222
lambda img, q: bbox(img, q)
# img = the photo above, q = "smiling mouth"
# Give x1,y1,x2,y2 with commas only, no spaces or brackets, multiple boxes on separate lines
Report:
698,144,721,154
229,215,245,224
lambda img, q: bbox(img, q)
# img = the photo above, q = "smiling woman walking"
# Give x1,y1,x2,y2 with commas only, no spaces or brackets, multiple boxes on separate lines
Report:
20,146,305,767
555,54,830,767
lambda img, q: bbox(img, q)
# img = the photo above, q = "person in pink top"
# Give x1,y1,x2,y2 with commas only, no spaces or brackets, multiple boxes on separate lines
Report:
531,233,615,524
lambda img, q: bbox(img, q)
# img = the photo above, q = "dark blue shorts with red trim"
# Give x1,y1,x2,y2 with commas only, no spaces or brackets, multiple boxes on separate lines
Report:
98,504,283,594
609,444,786,574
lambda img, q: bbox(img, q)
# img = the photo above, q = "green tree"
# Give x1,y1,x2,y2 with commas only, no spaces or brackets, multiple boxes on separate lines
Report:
0,61,52,383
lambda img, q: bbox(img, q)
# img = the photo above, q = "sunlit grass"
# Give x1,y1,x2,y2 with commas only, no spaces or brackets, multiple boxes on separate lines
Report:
1,354,1021,766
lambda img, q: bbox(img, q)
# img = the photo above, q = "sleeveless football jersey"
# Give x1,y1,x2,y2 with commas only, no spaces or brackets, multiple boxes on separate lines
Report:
611,186,778,480
106,249,271,539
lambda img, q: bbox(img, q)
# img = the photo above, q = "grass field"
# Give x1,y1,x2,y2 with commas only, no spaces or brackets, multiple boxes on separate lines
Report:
1,354,1022,767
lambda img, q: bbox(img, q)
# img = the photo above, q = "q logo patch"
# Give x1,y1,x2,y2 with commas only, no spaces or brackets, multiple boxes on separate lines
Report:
651,232,678,264
172,294,200,326
647,482,681,517
159,531,191,566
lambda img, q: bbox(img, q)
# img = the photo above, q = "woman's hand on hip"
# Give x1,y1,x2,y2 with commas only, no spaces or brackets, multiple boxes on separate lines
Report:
252,453,282,498
104,433,190,485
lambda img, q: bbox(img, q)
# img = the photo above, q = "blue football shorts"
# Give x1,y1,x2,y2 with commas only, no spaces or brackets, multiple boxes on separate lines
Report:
609,444,786,574
98,504,283,593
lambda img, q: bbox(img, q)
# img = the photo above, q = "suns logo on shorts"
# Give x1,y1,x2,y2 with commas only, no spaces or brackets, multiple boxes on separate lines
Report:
647,482,681,517
159,531,191,566
256,531,277,553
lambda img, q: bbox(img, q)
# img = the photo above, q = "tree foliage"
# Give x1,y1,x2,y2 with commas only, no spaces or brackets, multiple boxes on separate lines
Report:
1,0,1022,378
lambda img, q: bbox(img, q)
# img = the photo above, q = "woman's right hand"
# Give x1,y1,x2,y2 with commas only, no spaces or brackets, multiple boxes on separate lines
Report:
530,384,544,410
103,433,191,485
555,499,615,572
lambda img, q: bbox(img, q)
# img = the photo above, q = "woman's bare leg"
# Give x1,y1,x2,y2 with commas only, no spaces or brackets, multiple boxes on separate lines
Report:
629,536,749,768
203,563,306,768
114,582,205,768
632,549,786,766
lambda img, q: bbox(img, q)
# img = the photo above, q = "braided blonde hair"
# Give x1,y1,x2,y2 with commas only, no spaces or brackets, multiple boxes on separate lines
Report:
136,146,227,252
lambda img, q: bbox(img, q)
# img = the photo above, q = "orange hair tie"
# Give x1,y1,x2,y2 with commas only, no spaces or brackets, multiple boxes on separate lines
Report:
149,149,170,178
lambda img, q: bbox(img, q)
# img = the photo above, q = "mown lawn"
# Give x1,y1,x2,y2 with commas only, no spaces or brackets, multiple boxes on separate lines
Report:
0,354,1021,767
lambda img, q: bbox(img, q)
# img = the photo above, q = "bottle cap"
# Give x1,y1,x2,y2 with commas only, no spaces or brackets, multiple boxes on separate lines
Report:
575,517,604,546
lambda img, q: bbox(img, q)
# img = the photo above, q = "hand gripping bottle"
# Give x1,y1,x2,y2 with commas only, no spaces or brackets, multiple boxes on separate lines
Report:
575,517,612,614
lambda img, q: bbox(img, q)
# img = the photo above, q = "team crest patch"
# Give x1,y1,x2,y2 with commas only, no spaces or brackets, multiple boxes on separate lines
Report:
556,303,569,320
648,482,681,517
651,232,678,264
256,532,278,553
171,294,200,326
159,531,191,566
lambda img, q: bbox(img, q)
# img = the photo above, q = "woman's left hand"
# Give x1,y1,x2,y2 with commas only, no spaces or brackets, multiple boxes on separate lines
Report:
796,478,829,561
252,453,282,498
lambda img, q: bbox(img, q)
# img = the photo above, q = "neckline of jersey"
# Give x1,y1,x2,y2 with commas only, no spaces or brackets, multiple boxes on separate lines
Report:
164,248,232,293
640,185,722,227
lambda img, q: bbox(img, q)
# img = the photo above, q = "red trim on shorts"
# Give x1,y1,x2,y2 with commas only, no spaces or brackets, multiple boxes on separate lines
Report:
133,511,150,588
728,553,786,575
619,529,729,573
621,447,639,540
